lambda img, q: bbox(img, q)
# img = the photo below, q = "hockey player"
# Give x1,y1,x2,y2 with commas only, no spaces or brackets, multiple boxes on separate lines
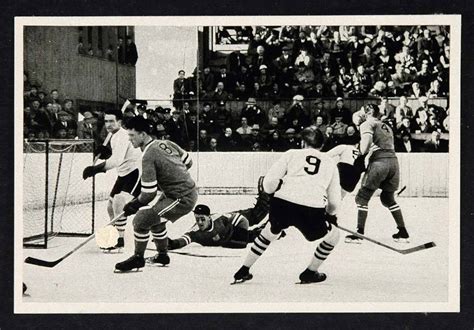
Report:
345,104,410,244
82,109,141,250
150,204,261,256
326,142,366,199
233,127,341,284
115,116,197,272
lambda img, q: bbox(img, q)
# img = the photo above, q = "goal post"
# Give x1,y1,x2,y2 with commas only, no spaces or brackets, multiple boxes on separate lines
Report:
23,139,96,248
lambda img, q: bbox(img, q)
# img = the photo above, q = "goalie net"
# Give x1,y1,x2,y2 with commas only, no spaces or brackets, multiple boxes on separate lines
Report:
23,139,95,248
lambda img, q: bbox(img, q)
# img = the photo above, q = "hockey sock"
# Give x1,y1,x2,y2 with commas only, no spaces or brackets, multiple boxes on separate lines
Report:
308,226,340,272
134,231,149,257
356,205,368,234
114,215,127,238
243,223,279,268
151,227,168,254
388,204,406,229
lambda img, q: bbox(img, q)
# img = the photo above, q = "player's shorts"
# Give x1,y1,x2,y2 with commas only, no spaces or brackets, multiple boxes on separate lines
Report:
109,168,141,198
361,157,400,192
151,189,198,223
268,197,328,241
338,163,362,193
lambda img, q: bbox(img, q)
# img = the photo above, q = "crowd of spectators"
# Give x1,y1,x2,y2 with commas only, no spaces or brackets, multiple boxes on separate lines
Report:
77,35,138,66
175,25,449,103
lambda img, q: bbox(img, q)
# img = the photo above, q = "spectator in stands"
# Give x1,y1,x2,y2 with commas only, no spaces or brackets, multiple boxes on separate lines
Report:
439,45,450,70
235,65,254,91
262,116,284,136
321,126,336,151
245,124,266,151
417,28,439,60
240,98,266,127
30,99,52,133
227,50,246,75
372,64,392,86
410,82,425,98
125,36,138,66
63,99,75,116
266,130,287,152
53,110,77,138
396,117,413,137
198,129,210,151
208,81,230,105
267,100,286,124
209,137,218,151
423,131,447,152
336,66,353,94
375,46,395,73
185,111,199,146
256,65,273,97
293,62,315,95
215,65,236,93
394,45,416,73
327,81,344,98
426,79,446,98
368,81,387,98
379,96,395,121
201,66,215,95
395,131,419,153
340,124,359,145
352,65,372,93
279,26,299,45
283,128,301,150
293,31,311,58
394,95,414,125
48,89,62,106
348,80,367,97
285,95,309,127
294,46,316,71
416,62,433,92
273,45,294,73
164,109,186,147
331,115,348,139
233,83,250,101
427,115,445,133
77,110,99,141
218,127,243,151
236,116,252,139
330,97,352,124
173,70,191,108
314,115,327,134
199,102,213,132
358,46,376,72
209,100,232,136
249,45,272,75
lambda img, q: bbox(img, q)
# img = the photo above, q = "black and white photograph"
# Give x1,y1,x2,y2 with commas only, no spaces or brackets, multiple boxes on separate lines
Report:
15,16,460,313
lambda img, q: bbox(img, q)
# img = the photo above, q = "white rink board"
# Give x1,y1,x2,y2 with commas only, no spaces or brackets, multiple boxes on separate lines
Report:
21,195,449,310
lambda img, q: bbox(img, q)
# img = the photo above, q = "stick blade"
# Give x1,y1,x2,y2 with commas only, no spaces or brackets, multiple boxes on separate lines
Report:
24,256,60,268
399,241,436,255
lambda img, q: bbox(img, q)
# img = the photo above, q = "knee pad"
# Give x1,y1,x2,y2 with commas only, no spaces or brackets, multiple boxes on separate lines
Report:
150,222,167,234
380,191,396,208
355,187,375,206
133,208,158,231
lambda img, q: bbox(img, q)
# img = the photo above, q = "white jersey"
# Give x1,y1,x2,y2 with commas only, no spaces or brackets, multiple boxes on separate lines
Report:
263,148,341,212
326,144,360,166
103,127,141,177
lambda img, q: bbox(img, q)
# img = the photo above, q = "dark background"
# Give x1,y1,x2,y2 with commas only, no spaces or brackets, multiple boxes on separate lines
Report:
1,0,472,328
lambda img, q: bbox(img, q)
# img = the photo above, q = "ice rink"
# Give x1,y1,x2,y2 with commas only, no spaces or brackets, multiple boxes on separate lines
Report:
20,194,449,310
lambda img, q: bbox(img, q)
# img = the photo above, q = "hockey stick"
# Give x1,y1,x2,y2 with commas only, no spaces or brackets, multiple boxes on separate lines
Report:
145,247,238,258
397,185,407,196
24,212,125,268
93,132,113,165
336,224,436,255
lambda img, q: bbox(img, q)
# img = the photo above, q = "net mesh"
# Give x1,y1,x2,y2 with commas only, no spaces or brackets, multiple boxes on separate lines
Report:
23,140,95,247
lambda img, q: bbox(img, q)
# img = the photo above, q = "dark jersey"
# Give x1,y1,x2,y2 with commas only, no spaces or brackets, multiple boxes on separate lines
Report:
360,117,396,160
181,213,247,246
140,139,195,200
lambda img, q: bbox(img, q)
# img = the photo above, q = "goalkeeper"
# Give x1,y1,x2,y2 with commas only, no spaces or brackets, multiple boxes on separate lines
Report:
82,109,142,250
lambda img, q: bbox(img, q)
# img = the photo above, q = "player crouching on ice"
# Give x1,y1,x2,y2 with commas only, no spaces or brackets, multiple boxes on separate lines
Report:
233,127,341,284
114,116,198,272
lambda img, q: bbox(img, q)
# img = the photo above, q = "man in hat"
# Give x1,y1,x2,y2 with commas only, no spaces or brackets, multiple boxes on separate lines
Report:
309,98,330,126
249,45,272,75
53,110,77,138
330,97,352,125
283,128,301,150
245,124,266,151
241,98,266,128
286,95,310,128
273,45,294,73
294,62,315,95
215,65,236,93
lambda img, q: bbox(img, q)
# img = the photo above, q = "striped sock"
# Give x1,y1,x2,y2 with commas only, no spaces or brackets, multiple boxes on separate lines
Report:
151,228,168,254
356,204,368,234
243,223,279,268
388,204,406,228
114,216,127,237
308,227,340,272
134,231,150,257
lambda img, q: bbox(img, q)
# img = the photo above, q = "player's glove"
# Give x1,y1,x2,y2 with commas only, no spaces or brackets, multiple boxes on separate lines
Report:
325,213,338,227
82,163,106,180
353,154,367,174
94,145,112,160
123,198,145,216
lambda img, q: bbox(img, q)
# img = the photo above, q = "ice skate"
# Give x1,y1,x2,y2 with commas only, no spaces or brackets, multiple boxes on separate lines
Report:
114,254,145,273
345,234,362,244
102,237,124,253
298,269,327,284
145,253,170,266
392,227,410,243
231,266,253,284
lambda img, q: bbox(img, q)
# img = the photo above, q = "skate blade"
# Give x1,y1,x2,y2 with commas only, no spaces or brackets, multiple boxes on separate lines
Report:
393,238,410,243
113,268,143,273
230,275,253,285
102,248,124,254
146,263,169,267
344,238,362,244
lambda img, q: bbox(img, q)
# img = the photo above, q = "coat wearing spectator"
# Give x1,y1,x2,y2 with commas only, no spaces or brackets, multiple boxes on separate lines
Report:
395,132,420,153
240,99,267,127
125,38,138,65
330,97,352,124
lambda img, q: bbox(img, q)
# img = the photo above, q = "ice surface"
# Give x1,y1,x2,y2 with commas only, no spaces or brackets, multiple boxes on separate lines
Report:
22,196,449,305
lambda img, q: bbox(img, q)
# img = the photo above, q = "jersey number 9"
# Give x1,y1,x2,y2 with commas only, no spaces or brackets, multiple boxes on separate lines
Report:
304,156,321,175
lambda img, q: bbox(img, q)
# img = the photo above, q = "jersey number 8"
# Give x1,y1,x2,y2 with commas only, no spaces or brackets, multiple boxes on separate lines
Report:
304,156,321,175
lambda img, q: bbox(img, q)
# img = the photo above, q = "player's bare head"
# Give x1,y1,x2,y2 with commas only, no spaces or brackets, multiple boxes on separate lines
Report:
193,204,211,230
126,116,152,148
364,103,381,118
301,126,324,149
104,109,123,132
